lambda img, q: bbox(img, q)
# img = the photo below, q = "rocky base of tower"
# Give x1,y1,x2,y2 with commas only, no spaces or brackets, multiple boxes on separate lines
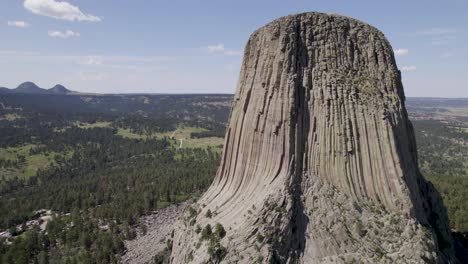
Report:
171,176,449,263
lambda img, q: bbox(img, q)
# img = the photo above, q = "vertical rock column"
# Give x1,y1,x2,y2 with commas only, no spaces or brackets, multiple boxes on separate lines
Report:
170,12,456,264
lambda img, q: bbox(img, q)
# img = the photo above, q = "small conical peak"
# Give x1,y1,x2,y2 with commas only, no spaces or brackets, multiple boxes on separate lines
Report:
49,84,71,94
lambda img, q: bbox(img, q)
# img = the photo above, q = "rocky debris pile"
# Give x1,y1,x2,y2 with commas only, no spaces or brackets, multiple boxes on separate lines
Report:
121,203,187,264
169,12,457,263
0,209,54,243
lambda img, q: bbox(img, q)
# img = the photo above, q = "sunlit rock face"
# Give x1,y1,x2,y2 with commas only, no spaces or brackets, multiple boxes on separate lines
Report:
170,12,456,264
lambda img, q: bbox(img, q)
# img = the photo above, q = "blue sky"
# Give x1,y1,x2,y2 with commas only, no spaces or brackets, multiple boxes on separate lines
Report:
0,0,467,97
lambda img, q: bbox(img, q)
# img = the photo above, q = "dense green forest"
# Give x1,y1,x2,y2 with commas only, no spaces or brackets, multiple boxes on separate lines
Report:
413,120,468,234
0,94,228,263
0,94,467,263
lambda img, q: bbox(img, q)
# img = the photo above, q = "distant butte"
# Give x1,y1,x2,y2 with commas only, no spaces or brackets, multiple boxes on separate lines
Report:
0,82,73,95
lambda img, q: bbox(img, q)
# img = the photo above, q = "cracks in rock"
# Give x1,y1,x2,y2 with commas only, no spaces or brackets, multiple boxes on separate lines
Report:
270,20,310,264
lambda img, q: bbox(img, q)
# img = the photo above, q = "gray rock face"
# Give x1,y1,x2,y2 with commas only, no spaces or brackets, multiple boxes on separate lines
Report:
170,12,456,263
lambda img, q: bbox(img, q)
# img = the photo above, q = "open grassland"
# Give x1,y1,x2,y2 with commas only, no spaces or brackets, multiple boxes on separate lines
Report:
445,107,468,117
156,126,224,151
0,144,37,161
73,123,225,151
116,128,147,139
448,125,468,133
181,137,224,150
75,121,112,129
116,126,224,151
0,144,72,182
61,123,224,150
156,126,207,139
0,113,23,121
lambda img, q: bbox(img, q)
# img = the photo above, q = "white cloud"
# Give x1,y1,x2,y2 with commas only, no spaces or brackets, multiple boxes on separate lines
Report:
225,50,242,56
24,0,101,22
394,48,409,57
429,35,457,46
440,52,455,59
0,50,172,73
48,30,80,38
409,28,458,46
401,65,417,71
416,28,457,36
80,56,103,65
77,71,109,81
203,44,242,56
7,21,30,28
206,44,225,53
76,56,170,70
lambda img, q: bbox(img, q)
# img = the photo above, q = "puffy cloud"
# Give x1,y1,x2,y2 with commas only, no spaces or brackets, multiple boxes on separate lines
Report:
24,0,101,22
48,30,80,38
7,21,31,28
401,65,417,71
394,48,409,57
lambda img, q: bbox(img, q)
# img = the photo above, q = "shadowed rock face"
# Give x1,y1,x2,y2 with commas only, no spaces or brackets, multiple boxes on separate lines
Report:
170,12,456,263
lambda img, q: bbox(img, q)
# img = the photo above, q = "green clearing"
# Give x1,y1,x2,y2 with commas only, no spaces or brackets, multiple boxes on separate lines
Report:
0,144,37,160
182,137,224,150
0,113,22,121
156,126,207,139
448,126,468,133
75,121,112,129
0,144,72,181
74,123,224,151
116,128,147,139
157,127,224,151
116,126,224,151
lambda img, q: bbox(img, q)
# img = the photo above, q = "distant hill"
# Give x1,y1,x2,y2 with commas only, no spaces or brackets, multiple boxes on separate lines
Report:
14,82,49,94
48,84,72,94
0,87,11,93
0,82,73,95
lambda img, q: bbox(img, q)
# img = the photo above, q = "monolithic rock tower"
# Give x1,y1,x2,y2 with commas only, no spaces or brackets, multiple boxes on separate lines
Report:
170,12,457,263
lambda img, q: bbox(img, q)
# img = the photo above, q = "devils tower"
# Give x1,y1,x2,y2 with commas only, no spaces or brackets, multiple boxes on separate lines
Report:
170,12,457,263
